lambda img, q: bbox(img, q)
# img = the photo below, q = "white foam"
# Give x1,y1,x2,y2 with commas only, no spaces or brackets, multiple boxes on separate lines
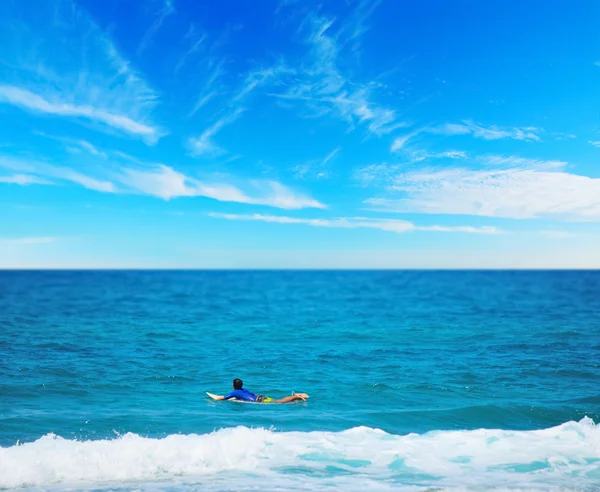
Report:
1,418,599,490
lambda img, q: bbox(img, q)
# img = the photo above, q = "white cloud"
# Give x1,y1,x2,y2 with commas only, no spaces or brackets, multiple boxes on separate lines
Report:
34,132,108,158
0,174,52,185
430,123,471,137
188,65,286,156
342,0,383,56
117,165,326,208
276,14,403,136
0,86,158,140
77,141,107,158
365,167,600,220
322,147,340,165
176,25,207,74
234,67,284,102
479,155,566,170
589,141,600,148
356,154,565,187
293,147,340,179
117,165,198,200
138,0,176,55
552,132,576,141
353,163,400,185
188,60,223,117
354,151,468,185
391,131,419,152
0,156,115,192
0,0,161,143
0,153,324,209
188,107,245,156
253,181,325,209
210,212,499,234
433,150,467,159
402,149,468,163
428,121,541,142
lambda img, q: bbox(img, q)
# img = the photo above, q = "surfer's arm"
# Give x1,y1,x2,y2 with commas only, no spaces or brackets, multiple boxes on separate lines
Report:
213,395,226,400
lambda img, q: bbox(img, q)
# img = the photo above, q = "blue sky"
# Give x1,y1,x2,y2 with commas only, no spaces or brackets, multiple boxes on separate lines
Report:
1,0,599,268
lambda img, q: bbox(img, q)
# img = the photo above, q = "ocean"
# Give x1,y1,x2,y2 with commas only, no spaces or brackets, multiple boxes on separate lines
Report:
0,270,599,491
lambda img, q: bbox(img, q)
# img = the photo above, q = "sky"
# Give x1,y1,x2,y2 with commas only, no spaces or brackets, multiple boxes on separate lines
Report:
1,0,600,269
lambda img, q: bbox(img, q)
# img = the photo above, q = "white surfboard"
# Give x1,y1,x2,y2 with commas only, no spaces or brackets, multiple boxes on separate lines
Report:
206,391,262,403
206,392,308,404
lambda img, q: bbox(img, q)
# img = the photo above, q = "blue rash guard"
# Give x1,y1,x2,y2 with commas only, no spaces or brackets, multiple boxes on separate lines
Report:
224,388,257,402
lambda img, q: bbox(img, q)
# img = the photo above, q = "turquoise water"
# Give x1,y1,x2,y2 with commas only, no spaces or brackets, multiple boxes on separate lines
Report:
1,270,599,490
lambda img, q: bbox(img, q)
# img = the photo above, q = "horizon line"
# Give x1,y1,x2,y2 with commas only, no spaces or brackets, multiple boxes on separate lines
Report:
1,268,599,272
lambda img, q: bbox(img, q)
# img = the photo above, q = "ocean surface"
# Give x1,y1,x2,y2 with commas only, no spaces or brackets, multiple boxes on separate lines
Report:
1,270,599,491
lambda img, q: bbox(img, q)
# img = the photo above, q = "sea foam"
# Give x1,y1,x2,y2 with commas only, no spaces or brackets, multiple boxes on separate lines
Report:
1,418,599,490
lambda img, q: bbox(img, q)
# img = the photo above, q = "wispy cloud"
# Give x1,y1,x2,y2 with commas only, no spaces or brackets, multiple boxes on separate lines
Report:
0,86,158,141
275,13,403,136
365,167,600,221
77,140,107,158
34,132,108,158
0,174,53,185
116,165,197,200
0,0,161,143
589,141,600,148
342,0,382,56
116,165,325,208
138,0,176,55
391,130,422,152
428,121,541,142
354,150,469,186
323,147,340,165
355,153,564,188
404,149,468,163
0,153,325,209
293,146,340,179
479,155,566,170
188,60,224,117
210,212,500,235
0,156,116,192
188,107,245,156
427,150,467,160
234,67,284,102
353,162,401,186
188,65,286,156
186,24,242,116
176,24,207,74
552,132,576,141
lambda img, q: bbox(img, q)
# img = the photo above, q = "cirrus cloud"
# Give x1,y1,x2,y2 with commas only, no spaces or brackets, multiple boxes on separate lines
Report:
0,153,324,210
0,0,162,143
428,120,541,142
210,212,499,234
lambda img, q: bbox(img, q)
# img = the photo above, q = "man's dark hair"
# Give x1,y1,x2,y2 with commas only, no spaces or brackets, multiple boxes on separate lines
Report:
233,378,243,390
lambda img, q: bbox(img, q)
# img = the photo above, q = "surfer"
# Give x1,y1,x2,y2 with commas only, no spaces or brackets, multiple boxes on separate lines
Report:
210,378,308,403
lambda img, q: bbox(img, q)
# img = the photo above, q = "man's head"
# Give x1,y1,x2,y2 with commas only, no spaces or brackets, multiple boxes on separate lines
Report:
233,378,243,390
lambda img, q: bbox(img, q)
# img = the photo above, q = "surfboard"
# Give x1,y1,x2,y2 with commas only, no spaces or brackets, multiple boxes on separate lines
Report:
206,391,262,403
206,392,308,404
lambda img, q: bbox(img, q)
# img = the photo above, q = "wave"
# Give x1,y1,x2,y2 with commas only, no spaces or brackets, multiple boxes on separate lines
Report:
1,418,599,490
